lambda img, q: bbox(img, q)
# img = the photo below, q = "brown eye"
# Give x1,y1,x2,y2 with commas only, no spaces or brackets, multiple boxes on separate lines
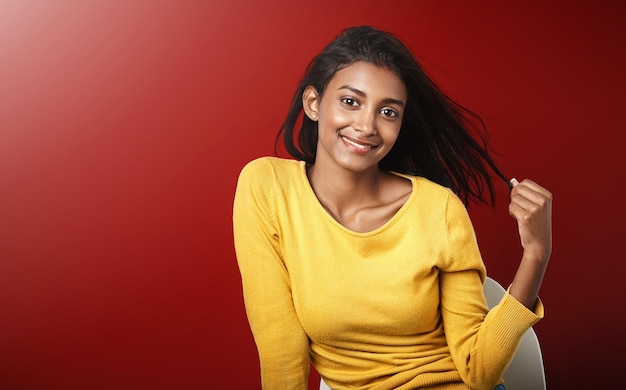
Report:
380,108,398,118
341,97,359,107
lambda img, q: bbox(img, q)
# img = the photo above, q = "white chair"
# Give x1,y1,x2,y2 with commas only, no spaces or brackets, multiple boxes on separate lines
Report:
320,277,546,390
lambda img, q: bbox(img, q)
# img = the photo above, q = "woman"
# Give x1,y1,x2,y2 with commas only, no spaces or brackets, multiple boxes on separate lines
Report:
233,25,552,390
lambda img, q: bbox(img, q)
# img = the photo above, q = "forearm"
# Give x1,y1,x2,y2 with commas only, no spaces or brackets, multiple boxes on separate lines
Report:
509,251,549,309
441,270,543,390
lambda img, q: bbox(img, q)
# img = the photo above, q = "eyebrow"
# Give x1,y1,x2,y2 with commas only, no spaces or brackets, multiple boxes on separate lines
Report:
337,85,405,107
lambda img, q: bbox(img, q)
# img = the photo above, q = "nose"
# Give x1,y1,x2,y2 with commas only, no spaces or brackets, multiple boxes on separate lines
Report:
354,109,377,136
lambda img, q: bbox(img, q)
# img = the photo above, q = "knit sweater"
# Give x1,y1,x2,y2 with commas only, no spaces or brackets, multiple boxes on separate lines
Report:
233,157,543,390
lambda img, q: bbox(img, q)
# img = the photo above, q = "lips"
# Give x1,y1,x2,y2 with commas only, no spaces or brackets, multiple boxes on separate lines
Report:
340,135,379,150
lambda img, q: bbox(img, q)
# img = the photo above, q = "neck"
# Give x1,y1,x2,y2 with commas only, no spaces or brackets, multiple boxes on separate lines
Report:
307,162,383,210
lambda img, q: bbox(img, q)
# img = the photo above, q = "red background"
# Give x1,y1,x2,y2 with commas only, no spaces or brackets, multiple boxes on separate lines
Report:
1,1,624,389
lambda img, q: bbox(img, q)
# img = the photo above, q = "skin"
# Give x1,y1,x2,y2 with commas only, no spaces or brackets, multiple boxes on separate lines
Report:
302,61,411,233
508,178,552,309
302,61,552,310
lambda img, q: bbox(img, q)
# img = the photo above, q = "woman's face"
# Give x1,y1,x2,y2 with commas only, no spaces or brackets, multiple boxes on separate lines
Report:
304,61,407,174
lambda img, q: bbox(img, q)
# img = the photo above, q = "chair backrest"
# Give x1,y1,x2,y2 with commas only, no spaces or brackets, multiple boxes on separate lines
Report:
320,277,546,390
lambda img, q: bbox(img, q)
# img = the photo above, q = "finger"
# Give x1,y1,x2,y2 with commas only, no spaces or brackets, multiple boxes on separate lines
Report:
510,180,552,208
508,201,526,220
512,179,552,200
511,191,545,214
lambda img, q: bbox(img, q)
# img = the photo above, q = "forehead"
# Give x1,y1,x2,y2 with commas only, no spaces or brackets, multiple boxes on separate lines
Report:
327,61,407,102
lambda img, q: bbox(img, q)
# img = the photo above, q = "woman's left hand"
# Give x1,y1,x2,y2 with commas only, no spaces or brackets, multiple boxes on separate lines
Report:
509,178,553,264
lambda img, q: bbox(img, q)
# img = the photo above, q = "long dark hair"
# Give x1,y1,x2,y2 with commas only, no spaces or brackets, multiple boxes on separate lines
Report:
275,25,509,207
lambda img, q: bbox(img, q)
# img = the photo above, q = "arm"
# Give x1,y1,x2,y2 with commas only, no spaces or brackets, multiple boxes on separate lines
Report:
233,160,310,389
507,178,553,309
440,192,543,390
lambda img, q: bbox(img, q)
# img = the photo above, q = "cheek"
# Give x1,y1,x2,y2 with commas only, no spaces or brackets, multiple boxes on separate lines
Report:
320,106,352,129
382,123,402,144
329,114,352,129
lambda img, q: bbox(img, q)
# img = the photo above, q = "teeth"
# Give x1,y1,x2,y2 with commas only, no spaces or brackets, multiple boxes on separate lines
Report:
343,136,374,149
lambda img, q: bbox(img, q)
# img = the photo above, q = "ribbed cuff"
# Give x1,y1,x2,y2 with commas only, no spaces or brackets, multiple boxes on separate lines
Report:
486,290,544,352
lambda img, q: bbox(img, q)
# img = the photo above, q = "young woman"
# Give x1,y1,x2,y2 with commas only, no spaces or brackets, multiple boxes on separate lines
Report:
233,25,552,390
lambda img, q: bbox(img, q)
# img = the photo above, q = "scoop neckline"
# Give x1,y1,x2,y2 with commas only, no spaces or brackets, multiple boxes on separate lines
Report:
298,160,417,237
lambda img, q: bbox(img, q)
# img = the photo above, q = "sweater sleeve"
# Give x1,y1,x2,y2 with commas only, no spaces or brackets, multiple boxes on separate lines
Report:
439,191,543,390
232,158,310,389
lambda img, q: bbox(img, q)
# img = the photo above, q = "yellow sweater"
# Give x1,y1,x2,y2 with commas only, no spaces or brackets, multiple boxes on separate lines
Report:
233,157,543,390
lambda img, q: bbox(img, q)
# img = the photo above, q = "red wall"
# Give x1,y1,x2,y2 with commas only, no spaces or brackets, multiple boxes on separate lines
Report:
1,1,624,389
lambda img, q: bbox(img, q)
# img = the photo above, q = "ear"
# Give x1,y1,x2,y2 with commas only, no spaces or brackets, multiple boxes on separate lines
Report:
302,86,320,121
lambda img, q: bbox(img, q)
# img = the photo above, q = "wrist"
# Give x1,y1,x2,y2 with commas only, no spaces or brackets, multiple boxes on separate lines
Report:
521,248,551,267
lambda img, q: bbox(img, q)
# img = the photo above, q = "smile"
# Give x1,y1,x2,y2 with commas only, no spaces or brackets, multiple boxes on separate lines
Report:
341,136,378,151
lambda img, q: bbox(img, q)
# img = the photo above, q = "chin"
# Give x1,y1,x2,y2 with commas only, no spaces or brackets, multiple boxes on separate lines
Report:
336,155,385,173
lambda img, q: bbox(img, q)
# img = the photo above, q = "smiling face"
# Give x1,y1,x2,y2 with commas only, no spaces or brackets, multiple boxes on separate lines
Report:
303,61,407,174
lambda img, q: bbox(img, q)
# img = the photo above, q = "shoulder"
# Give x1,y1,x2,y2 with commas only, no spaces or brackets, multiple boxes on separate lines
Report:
234,157,305,217
413,176,454,198
238,157,300,181
393,173,460,206
239,156,300,175
393,174,470,224
236,157,303,197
